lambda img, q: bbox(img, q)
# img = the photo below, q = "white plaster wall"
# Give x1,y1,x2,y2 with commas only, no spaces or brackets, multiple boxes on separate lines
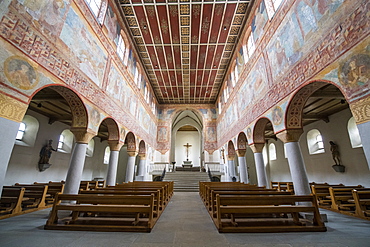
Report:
267,108,370,187
175,131,201,167
5,110,111,185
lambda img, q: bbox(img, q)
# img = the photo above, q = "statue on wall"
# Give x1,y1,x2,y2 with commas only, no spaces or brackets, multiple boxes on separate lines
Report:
329,141,341,165
38,140,57,171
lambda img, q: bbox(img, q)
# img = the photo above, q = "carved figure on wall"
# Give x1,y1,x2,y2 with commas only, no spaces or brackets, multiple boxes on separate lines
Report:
39,140,57,165
329,141,341,165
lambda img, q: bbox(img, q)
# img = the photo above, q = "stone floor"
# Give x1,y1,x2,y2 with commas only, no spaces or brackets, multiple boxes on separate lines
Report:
0,192,370,247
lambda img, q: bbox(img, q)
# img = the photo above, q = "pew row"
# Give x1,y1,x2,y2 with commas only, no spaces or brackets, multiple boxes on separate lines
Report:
3,185,49,210
351,189,370,219
45,193,156,232
0,187,26,216
215,194,327,233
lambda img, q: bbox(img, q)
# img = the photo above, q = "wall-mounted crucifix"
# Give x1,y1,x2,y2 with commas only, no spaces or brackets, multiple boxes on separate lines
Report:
183,143,192,161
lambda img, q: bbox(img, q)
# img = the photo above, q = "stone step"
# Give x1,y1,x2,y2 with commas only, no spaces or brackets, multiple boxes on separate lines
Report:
163,171,210,192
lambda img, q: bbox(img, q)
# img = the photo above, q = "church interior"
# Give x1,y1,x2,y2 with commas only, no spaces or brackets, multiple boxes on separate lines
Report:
0,0,370,245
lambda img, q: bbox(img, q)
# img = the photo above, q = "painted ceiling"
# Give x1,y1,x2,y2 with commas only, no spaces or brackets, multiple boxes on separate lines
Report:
117,0,252,104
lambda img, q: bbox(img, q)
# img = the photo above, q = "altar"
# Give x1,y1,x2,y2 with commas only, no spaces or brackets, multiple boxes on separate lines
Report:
182,160,193,168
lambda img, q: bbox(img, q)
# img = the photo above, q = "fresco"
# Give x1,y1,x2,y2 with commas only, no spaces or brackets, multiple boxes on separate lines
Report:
236,47,245,76
157,127,168,142
60,7,107,87
104,4,121,45
4,56,39,90
20,0,69,37
238,55,269,112
106,64,123,102
267,13,303,80
206,126,216,142
251,0,268,43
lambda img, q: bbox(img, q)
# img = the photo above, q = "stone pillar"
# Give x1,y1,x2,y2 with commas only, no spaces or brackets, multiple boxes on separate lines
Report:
227,154,236,181
0,118,19,196
106,141,123,186
136,154,146,181
276,129,311,195
63,129,95,194
125,151,138,182
236,149,249,184
250,143,268,187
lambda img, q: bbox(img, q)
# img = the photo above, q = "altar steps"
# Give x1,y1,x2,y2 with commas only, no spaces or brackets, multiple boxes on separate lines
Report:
163,171,210,192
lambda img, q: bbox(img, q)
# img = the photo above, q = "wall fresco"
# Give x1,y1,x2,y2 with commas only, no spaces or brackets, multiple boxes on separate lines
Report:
251,0,268,43
60,6,107,87
104,4,121,45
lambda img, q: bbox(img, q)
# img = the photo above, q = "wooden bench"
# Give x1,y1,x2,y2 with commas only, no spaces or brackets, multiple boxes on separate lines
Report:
17,182,65,205
270,182,294,192
208,190,293,217
0,187,26,216
215,194,326,233
351,189,370,219
4,185,49,210
80,181,99,191
80,188,163,217
310,184,347,207
45,193,156,232
328,186,364,212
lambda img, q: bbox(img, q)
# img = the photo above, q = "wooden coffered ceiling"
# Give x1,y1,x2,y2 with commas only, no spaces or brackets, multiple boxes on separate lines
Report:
117,0,252,104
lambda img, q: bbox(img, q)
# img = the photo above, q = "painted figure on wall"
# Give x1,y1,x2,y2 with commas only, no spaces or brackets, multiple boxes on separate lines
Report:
272,106,283,126
4,56,38,90
339,54,370,88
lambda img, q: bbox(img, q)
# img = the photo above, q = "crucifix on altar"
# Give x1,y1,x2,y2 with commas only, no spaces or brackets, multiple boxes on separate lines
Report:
183,142,193,167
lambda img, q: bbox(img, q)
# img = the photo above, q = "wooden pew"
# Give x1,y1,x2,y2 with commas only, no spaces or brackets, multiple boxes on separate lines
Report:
80,181,99,191
19,182,65,205
208,190,293,217
45,193,156,232
0,187,26,216
80,188,163,217
4,185,48,210
215,194,326,233
328,186,364,212
351,189,370,219
310,183,345,207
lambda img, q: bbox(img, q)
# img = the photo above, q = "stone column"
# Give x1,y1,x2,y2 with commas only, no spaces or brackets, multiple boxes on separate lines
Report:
136,154,146,181
125,151,138,182
106,141,123,186
227,154,236,181
0,118,19,196
63,129,95,194
250,143,268,187
276,129,311,195
236,149,249,184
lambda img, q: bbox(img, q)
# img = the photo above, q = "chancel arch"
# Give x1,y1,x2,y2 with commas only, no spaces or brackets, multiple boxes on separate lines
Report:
170,109,204,169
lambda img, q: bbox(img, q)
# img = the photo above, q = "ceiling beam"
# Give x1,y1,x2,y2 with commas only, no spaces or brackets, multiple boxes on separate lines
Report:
303,114,330,123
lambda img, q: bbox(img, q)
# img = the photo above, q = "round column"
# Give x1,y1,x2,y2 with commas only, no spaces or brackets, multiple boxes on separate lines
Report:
236,149,249,184
64,129,95,194
106,141,123,186
250,143,268,188
277,129,311,195
227,154,236,181
136,154,146,177
125,151,137,182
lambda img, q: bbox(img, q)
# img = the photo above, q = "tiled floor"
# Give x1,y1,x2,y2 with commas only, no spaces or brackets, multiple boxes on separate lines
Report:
0,192,369,247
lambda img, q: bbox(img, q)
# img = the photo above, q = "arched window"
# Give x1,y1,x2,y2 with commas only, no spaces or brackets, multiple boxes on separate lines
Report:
347,117,362,148
103,146,110,164
16,122,26,141
85,0,105,22
307,129,325,155
58,129,74,154
265,0,285,19
269,143,277,160
262,145,268,166
117,35,126,61
15,115,39,147
86,139,95,157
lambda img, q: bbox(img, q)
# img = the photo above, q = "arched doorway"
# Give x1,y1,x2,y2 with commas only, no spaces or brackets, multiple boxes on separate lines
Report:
170,109,203,169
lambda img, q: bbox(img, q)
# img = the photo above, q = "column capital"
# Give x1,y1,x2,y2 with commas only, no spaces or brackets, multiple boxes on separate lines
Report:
127,151,138,157
107,140,124,151
70,128,96,144
249,143,264,153
227,154,235,160
276,129,303,143
138,153,146,160
236,149,246,157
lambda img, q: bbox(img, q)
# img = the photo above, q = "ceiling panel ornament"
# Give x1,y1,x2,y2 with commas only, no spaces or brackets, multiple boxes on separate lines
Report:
118,0,252,104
